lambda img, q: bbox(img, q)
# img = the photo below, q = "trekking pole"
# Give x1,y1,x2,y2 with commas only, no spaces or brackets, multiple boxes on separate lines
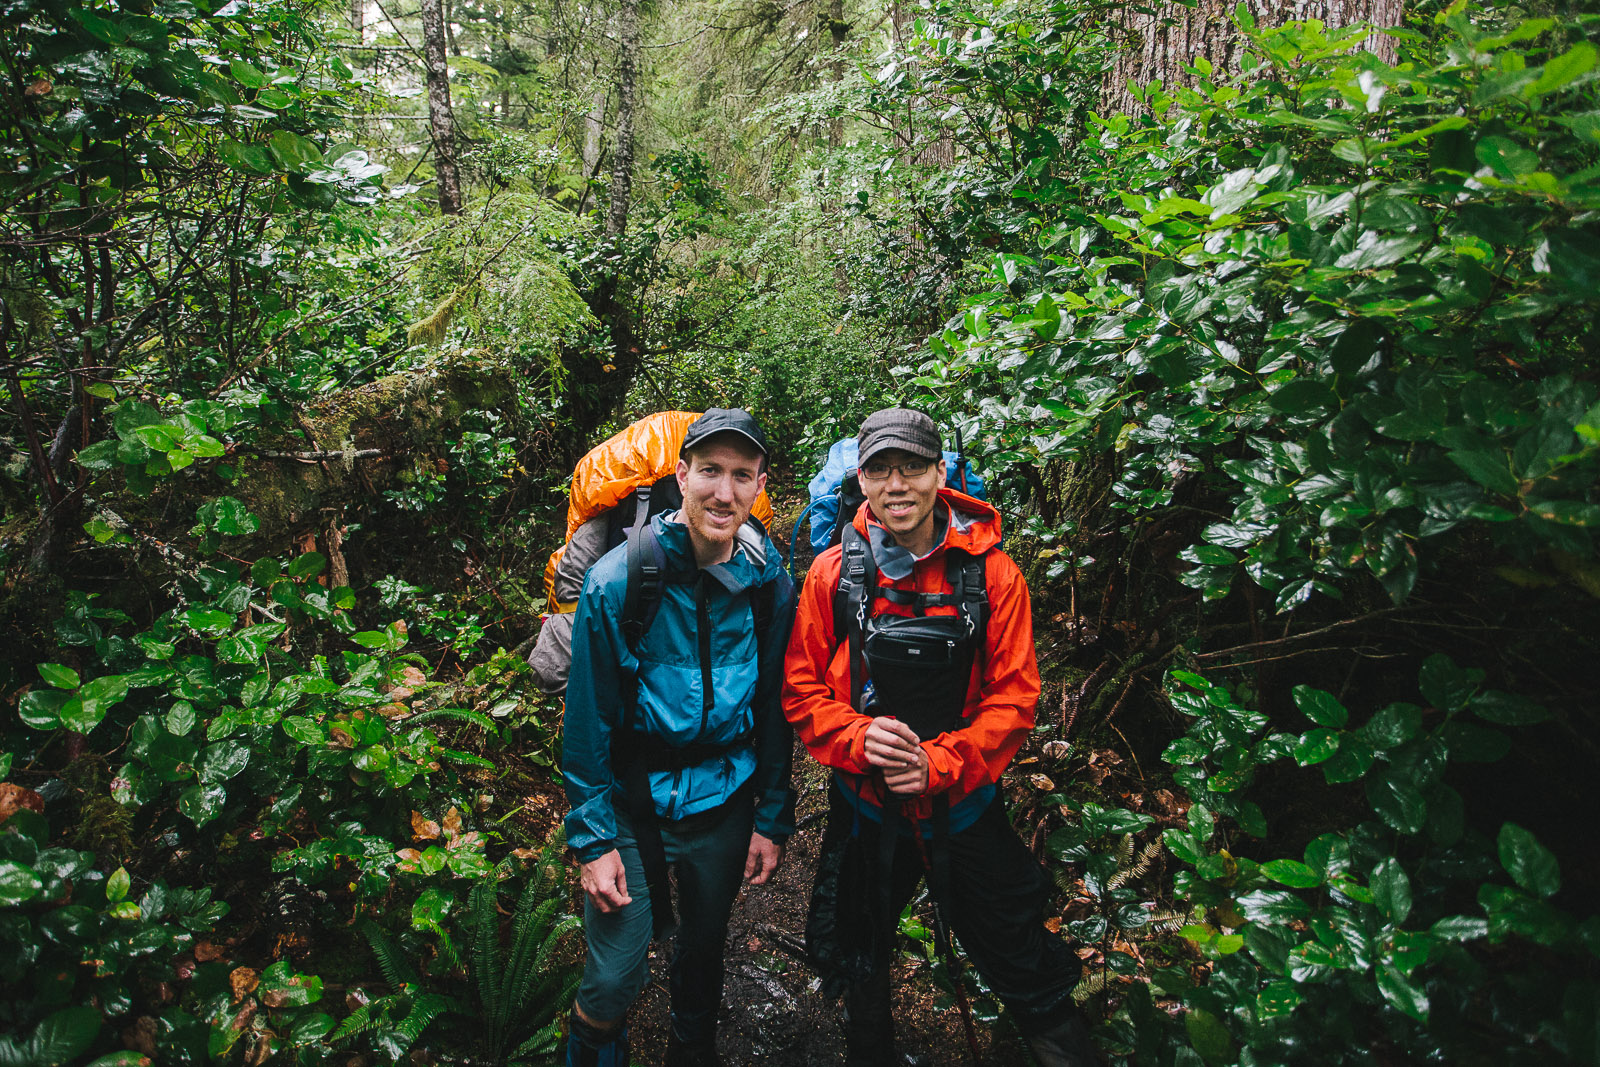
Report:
936,903,984,1066
954,428,971,496
916,839,983,1066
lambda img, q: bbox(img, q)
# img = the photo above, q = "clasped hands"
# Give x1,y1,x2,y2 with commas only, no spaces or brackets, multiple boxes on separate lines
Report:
863,715,930,797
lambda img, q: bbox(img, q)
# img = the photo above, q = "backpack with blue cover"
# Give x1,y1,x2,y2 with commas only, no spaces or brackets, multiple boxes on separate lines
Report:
787,431,987,574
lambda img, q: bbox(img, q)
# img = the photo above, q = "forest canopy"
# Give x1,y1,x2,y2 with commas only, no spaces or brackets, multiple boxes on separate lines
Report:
1,0,1598,1061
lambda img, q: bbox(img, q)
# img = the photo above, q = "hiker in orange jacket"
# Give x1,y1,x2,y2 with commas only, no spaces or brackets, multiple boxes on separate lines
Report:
783,408,1096,1067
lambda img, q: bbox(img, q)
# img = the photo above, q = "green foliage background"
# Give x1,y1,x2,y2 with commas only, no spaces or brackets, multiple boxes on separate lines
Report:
0,0,1597,1060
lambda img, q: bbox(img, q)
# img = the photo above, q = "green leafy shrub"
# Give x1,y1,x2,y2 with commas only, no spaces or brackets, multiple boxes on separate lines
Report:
0,807,228,1065
1110,660,1597,1066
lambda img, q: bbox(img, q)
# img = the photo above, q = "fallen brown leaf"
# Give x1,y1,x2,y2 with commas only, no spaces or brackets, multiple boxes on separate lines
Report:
410,812,440,841
0,783,45,825
229,966,259,1002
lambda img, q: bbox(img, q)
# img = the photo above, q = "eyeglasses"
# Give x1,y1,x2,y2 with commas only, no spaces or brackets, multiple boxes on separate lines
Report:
860,458,933,481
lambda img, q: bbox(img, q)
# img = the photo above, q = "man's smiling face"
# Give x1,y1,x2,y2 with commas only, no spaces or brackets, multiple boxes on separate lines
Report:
860,447,946,552
676,435,767,565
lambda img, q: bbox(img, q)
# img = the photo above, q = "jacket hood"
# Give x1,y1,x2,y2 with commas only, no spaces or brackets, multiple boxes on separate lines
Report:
856,487,1002,558
651,511,785,592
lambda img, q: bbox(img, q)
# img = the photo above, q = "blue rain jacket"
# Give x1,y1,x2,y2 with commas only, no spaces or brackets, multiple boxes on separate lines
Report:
562,513,798,863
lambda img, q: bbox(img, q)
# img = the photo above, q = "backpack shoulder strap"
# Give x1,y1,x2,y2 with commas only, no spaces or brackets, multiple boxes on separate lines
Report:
621,517,666,656
943,547,990,643
834,523,876,713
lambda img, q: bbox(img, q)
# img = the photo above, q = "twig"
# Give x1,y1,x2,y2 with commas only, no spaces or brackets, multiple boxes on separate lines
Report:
1192,607,1411,662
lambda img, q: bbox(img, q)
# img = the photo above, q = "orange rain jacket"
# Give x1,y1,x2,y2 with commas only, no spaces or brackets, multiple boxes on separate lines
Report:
782,488,1041,821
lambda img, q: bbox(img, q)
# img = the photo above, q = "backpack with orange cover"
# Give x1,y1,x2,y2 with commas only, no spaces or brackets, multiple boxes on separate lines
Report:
527,411,775,694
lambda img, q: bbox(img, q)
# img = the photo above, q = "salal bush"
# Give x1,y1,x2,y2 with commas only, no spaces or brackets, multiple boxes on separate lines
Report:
911,10,1599,608
1113,662,1592,1066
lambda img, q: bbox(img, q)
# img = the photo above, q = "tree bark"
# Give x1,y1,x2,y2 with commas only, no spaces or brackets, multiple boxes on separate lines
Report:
349,0,364,40
419,0,463,215
827,0,847,148
1104,0,1403,116
582,87,606,178
606,0,640,239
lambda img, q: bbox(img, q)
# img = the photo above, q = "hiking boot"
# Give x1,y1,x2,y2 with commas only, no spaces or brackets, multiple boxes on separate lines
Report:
1021,1008,1099,1067
664,1031,722,1067
565,1008,627,1067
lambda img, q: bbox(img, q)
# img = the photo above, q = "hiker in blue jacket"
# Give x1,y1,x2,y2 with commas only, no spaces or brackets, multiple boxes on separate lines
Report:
562,409,797,1067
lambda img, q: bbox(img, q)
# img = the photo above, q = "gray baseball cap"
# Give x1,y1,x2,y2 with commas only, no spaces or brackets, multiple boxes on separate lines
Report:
857,408,941,466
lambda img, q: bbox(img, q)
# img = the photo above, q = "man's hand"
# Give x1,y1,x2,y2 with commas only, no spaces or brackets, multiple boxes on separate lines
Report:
864,716,929,796
580,849,632,913
743,831,783,885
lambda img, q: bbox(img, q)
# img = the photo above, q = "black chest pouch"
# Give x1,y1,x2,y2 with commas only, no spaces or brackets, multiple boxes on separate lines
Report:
863,612,979,741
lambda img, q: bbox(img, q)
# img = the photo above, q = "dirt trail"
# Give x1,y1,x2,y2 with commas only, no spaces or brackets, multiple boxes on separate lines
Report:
621,750,1032,1067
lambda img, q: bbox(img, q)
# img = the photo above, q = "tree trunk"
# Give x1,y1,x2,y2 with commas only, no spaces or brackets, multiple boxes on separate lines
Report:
582,88,606,178
1104,0,1403,116
827,0,847,149
419,0,463,215
349,0,364,40
606,0,640,239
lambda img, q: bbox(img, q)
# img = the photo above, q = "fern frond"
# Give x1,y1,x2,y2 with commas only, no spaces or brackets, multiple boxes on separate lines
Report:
472,877,504,1040
512,1020,563,1059
435,746,496,769
1107,839,1163,892
395,992,452,1047
434,928,462,973
1145,908,1189,935
1072,969,1114,1004
363,921,419,988
404,706,498,733
329,1003,377,1044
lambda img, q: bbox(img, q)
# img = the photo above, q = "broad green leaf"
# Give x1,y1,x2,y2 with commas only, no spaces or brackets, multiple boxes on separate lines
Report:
1262,859,1322,888
38,663,80,689
219,139,274,175
1362,702,1422,748
24,1006,102,1066
1184,1007,1235,1066
1475,135,1538,178
1418,654,1482,711
1526,499,1600,526
183,608,235,635
107,865,131,902
288,551,327,579
166,701,196,736
1367,767,1428,833
0,860,44,906
199,740,250,783
268,129,323,171
1376,963,1429,1021
1236,889,1311,924
1446,447,1518,495
1431,914,1489,942
76,439,123,470
1293,728,1341,767
1470,690,1549,725
229,59,270,88
1527,42,1597,100
19,689,68,729
411,887,452,929
1257,979,1304,1017
1370,857,1413,922
178,783,226,826
1293,685,1348,728
282,717,326,745
1498,823,1560,898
